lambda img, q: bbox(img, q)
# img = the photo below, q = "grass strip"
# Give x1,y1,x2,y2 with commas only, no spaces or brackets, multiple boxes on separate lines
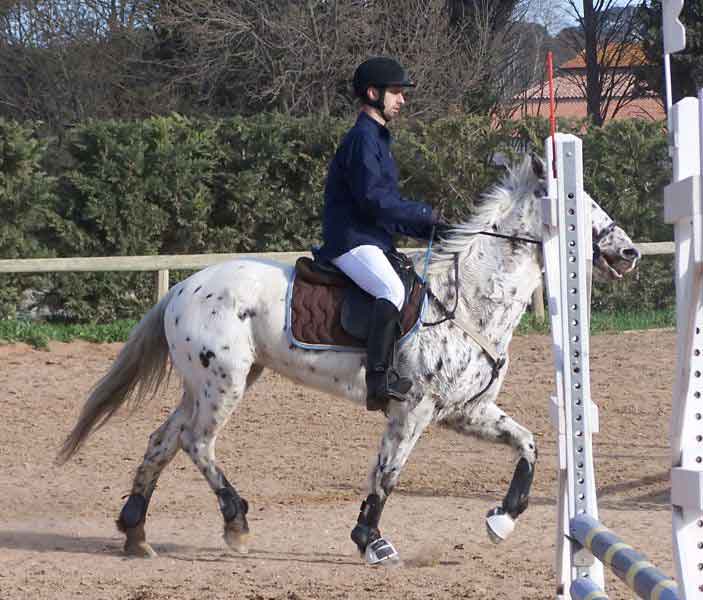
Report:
0,309,675,349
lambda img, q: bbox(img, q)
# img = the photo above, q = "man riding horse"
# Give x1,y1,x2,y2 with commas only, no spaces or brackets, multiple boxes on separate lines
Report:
318,57,444,412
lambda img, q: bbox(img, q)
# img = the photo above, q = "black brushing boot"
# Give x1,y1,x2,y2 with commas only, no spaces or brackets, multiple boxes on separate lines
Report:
365,298,412,411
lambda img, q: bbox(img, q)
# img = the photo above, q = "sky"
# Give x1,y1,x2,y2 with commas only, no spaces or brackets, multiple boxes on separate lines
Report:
524,0,581,33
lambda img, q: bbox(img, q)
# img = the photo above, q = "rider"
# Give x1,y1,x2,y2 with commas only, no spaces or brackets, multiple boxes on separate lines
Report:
317,57,441,412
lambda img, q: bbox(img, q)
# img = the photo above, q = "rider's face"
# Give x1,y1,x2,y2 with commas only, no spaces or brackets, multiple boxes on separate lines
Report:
382,86,406,119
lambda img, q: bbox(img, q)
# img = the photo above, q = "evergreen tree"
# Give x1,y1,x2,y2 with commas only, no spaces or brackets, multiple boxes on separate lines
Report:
638,0,703,104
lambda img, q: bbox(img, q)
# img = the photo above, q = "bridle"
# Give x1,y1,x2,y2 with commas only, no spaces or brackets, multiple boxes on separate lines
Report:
421,219,616,403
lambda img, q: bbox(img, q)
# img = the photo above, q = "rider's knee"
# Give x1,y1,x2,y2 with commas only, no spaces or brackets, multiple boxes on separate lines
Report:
382,277,405,311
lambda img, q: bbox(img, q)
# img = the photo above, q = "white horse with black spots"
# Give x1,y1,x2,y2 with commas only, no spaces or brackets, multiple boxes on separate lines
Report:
58,155,640,563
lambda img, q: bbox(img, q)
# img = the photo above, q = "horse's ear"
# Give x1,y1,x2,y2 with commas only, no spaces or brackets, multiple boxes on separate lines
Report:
531,153,547,180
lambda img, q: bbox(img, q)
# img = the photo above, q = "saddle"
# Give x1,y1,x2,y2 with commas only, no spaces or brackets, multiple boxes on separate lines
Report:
289,250,426,350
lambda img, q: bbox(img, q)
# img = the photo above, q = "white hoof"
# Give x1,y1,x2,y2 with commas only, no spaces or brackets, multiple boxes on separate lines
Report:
365,537,401,566
485,507,515,544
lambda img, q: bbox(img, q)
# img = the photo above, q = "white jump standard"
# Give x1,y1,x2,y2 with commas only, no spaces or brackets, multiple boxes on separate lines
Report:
543,128,685,598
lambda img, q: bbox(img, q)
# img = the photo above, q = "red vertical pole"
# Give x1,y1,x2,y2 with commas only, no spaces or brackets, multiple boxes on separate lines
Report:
547,51,557,179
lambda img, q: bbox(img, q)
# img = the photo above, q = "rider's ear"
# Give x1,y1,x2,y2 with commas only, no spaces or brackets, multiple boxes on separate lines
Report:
530,153,547,180
367,86,380,101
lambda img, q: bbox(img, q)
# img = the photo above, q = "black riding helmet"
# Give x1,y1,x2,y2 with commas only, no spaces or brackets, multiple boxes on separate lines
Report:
353,57,415,114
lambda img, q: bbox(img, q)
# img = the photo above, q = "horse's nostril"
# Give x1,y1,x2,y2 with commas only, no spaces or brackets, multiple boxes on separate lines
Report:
621,247,641,260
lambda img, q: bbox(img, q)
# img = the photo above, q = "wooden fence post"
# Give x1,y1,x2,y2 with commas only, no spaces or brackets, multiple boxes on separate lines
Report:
531,281,545,322
155,269,169,302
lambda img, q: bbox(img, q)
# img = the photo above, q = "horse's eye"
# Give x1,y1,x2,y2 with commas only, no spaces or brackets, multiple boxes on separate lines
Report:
534,183,548,198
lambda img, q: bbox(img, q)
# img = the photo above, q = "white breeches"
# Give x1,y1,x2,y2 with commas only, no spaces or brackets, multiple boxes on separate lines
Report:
332,245,404,310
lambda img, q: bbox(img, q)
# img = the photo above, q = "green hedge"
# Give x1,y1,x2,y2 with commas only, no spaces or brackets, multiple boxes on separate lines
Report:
0,113,673,322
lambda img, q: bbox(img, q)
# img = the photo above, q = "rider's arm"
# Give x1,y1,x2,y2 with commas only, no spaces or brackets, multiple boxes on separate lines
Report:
345,134,435,229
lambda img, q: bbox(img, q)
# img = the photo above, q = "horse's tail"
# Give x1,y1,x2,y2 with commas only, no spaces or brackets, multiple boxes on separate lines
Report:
57,289,174,465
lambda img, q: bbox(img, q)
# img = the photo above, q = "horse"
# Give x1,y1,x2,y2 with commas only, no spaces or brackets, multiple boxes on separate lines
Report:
57,155,640,564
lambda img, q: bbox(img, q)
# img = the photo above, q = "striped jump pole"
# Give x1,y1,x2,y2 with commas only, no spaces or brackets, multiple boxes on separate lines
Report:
569,577,607,600
570,514,680,600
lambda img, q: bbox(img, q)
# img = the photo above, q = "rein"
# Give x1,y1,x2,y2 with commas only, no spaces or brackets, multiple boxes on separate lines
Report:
423,253,506,404
476,230,542,245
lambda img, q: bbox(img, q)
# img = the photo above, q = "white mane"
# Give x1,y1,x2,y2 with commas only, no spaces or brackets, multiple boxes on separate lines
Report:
428,157,540,274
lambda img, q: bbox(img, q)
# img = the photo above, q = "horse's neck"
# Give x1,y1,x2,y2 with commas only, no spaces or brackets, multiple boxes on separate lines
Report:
428,240,541,353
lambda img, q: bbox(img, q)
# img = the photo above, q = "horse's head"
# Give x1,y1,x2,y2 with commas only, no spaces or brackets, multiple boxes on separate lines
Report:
501,154,640,281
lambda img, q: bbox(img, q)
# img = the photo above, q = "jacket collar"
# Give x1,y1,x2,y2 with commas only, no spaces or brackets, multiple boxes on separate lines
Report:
356,111,391,141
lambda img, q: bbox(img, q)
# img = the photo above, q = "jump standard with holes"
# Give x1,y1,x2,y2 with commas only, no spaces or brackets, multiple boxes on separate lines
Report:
542,2,703,598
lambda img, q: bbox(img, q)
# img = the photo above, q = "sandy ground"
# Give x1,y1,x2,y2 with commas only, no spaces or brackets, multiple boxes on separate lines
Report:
0,330,677,600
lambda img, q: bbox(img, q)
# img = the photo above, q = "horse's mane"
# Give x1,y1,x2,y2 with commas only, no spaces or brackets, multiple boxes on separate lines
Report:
428,158,536,274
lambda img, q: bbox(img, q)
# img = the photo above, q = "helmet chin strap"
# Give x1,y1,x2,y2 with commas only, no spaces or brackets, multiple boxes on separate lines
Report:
366,87,388,120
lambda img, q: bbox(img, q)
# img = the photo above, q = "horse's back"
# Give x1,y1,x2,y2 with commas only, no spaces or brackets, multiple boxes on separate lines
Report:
163,259,290,371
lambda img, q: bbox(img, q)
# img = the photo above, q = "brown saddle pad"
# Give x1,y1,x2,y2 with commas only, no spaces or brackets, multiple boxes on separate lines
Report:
290,257,425,349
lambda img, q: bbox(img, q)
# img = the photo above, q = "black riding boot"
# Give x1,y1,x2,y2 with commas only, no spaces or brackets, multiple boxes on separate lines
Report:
365,298,412,411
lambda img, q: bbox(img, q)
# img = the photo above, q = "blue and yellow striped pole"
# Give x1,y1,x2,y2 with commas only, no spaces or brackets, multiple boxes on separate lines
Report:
570,577,608,600
570,514,680,600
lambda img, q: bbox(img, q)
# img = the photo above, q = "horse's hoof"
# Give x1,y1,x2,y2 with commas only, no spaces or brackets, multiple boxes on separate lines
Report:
224,523,249,554
364,536,401,566
121,522,157,558
485,507,515,544
124,539,158,558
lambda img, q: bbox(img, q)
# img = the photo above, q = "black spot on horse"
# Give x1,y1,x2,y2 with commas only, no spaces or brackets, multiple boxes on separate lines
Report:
222,345,230,351
174,317,179,326
435,357,443,372
219,388,226,394
199,350,216,368
188,354,192,362
206,293,213,299
221,373,227,379
186,337,191,342
178,288,184,296
194,285,202,294
212,310,217,316
217,296,223,301
442,337,448,345
237,308,257,320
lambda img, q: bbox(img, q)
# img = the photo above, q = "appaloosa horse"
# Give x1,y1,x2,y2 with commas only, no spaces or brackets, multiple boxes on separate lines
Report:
58,155,640,564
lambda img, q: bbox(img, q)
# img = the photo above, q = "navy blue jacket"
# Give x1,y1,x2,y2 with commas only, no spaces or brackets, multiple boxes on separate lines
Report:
317,112,435,260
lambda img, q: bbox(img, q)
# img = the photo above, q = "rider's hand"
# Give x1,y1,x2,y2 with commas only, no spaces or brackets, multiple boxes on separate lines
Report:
431,208,451,240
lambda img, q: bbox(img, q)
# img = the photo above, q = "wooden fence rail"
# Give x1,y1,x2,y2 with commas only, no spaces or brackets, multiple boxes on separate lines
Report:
0,242,674,311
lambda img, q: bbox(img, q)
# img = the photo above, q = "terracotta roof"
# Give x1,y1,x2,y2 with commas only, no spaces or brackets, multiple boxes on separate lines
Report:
520,73,651,101
560,44,648,69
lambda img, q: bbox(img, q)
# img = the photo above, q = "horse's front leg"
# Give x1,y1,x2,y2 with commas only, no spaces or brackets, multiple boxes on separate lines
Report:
443,400,537,544
351,397,434,565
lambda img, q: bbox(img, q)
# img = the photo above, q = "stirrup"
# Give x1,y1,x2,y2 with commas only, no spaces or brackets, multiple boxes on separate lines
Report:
366,369,412,411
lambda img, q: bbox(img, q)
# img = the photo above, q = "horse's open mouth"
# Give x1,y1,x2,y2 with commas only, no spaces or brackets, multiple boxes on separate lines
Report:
596,253,639,280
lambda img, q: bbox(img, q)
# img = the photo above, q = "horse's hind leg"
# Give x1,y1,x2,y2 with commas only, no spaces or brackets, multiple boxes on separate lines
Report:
117,396,191,557
444,401,537,543
180,363,253,553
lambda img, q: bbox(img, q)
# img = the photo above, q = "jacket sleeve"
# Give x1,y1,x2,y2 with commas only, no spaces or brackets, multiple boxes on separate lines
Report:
345,133,435,230
381,219,435,240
